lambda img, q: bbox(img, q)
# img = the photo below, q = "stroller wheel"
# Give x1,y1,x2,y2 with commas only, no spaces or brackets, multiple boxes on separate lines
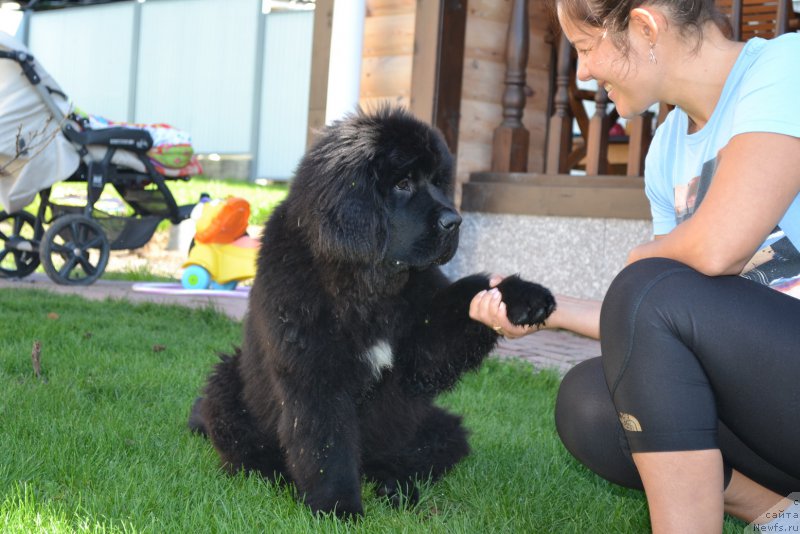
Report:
0,210,41,279
40,214,110,286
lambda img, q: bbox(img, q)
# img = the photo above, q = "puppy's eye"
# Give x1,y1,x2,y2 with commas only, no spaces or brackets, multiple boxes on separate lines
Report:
432,174,448,188
395,178,412,192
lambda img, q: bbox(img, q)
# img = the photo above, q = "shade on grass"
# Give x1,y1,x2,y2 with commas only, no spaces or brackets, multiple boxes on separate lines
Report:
0,289,746,533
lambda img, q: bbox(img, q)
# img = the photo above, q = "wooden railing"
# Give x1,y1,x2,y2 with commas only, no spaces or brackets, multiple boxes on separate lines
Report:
490,0,798,179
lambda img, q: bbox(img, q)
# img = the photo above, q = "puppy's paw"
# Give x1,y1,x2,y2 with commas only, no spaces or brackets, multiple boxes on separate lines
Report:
305,488,364,519
377,479,420,509
496,275,556,327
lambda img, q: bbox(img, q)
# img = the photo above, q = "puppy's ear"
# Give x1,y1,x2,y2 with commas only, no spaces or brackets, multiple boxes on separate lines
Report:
289,109,391,265
315,173,387,264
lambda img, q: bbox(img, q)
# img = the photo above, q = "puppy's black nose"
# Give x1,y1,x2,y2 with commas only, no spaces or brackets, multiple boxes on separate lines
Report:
438,211,462,231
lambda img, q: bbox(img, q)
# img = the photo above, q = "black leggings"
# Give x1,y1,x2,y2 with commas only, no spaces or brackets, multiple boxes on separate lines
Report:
555,258,800,496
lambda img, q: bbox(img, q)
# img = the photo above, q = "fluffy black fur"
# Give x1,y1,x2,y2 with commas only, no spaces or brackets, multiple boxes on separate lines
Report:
189,107,555,518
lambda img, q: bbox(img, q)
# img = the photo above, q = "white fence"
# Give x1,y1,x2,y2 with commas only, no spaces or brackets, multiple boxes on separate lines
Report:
26,0,313,181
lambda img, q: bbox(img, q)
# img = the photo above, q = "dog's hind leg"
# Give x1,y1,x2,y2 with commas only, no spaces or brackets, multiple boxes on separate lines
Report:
363,406,469,507
200,352,288,481
187,396,207,436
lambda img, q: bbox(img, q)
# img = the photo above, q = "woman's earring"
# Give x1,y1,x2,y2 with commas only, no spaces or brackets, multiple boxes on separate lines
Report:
649,42,657,64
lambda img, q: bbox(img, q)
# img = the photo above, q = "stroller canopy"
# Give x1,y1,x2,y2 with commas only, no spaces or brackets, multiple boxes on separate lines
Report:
0,31,80,214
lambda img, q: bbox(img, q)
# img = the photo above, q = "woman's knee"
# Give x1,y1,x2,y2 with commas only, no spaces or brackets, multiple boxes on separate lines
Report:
556,359,611,447
555,358,643,490
601,258,691,330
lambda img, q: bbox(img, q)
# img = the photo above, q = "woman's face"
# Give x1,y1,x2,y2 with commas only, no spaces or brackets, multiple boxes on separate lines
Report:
557,7,659,118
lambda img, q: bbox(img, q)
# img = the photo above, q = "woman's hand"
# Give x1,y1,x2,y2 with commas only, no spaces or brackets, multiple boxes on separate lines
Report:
469,275,541,339
471,276,602,340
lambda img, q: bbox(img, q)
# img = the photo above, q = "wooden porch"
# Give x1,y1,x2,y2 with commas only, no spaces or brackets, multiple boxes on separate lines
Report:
461,0,800,220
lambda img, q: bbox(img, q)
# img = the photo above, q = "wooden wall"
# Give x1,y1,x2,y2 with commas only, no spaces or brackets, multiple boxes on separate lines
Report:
360,0,416,111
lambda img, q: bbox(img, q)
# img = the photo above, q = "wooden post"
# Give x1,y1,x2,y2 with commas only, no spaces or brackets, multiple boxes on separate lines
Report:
306,0,335,148
585,82,610,175
491,0,529,173
777,0,790,35
433,0,467,158
731,0,742,41
626,111,653,177
546,33,572,174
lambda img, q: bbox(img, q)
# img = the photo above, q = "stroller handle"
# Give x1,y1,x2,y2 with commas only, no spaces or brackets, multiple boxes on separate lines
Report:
0,49,41,85
1,47,77,138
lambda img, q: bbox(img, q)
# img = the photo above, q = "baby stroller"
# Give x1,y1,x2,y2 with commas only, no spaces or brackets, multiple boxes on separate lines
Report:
0,31,201,285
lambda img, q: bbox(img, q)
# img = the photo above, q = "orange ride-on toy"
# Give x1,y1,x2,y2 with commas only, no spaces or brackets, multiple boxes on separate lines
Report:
180,197,259,290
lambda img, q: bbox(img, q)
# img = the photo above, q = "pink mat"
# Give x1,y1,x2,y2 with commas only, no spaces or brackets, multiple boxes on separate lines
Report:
131,282,251,299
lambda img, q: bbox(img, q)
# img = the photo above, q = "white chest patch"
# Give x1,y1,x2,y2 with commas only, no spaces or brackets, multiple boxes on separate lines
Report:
363,340,393,378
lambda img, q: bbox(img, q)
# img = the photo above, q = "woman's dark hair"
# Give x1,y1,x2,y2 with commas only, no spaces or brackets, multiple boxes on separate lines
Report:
556,0,732,53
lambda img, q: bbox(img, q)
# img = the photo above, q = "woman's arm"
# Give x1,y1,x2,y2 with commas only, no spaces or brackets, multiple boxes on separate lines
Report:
545,295,601,339
627,132,800,275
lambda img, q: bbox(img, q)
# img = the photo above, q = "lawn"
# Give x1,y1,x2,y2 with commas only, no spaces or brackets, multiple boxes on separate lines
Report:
0,289,748,533
151,176,290,227
17,176,290,228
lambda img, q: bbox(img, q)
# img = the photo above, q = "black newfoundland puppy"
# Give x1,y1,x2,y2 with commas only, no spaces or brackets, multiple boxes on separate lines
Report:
189,107,555,517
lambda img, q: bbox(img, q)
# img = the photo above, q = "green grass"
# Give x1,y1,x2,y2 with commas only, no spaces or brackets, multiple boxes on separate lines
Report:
1,176,288,230
154,176,289,226
99,267,176,283
38,176,290,227
0,289,747,533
